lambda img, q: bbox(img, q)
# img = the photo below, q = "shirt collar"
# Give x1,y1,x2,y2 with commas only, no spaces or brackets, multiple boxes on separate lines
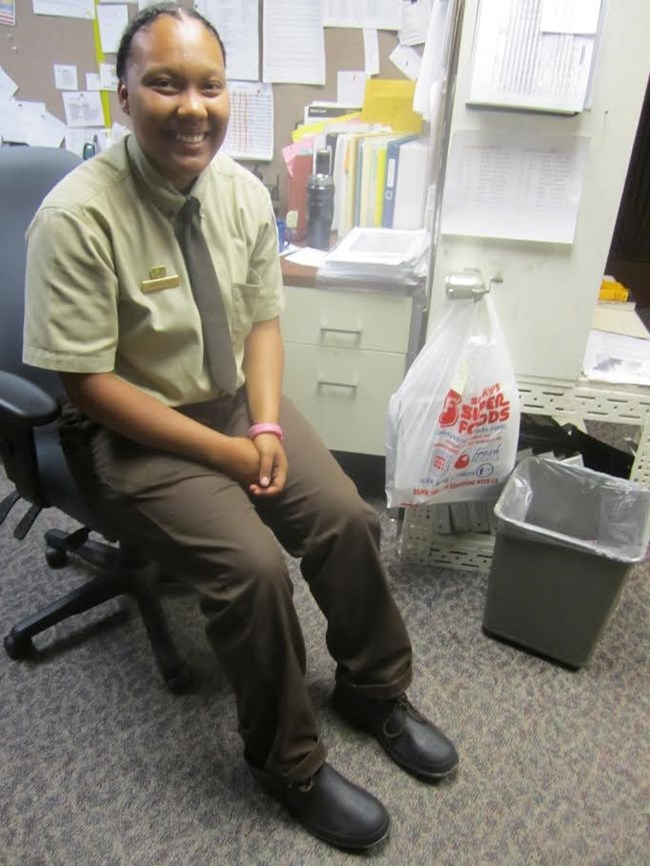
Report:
125,134,211,221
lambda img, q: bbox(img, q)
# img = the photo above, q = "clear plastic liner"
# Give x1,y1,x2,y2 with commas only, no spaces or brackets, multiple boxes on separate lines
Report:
494,456,650,563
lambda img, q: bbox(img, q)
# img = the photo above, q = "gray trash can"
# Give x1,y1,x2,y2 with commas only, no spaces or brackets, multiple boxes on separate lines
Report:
483,456,650,668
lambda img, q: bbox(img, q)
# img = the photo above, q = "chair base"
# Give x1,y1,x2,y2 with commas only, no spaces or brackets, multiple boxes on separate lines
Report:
3,527,192,694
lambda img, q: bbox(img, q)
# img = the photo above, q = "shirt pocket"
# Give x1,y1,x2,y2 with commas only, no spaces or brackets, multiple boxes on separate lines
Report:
231,273,261,336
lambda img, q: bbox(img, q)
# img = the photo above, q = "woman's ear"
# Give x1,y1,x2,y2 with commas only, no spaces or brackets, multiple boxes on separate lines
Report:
117,81,130,116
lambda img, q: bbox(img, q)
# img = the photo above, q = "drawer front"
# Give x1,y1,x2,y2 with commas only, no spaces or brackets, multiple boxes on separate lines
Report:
281,285,411,353
283,343,406,456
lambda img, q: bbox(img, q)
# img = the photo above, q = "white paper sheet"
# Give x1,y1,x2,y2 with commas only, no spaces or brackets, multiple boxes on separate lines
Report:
398,0,432,46
96,3,128,53
583,331,650,387
0,100,43,143
62,91,105,127
540,0,601,35
221,81,273,161
0,66,18,100
85,72,101,91
441,128,590,243
195,0,259,82
413,0,452,120
336,71,368,106
54,64,78,91
64,127,101,156
389,43,422,80
32,0,94,19
323,0,400,30
363,28,379,76
285,248,329,268
468,0,597,113
262,1,325,85
0,100,65,147
99,63,118,91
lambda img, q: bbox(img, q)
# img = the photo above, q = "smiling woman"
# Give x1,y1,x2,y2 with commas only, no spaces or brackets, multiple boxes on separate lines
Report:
22,1,459,853
117,9,230,193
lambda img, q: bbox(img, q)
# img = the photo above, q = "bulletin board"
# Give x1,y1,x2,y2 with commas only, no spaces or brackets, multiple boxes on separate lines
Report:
0,1,407,209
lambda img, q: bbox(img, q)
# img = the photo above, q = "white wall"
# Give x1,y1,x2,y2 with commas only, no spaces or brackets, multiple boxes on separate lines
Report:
428,0,650,383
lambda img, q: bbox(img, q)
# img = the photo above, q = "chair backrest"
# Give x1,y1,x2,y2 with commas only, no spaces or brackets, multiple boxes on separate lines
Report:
0,146,83,397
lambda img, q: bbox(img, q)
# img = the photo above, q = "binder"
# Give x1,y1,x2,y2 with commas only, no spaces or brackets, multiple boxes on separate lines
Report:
341,133,363,236
373,143,389,227
381,134,418,228
391,137,429,231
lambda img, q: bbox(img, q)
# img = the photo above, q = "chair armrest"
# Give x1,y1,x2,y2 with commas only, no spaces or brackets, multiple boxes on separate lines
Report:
0,371,60,426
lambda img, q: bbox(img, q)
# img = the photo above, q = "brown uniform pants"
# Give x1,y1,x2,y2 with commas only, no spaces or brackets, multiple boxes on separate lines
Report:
62,391,412,785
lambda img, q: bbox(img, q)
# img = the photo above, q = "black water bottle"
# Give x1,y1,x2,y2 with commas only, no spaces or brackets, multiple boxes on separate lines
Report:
307,148,334,251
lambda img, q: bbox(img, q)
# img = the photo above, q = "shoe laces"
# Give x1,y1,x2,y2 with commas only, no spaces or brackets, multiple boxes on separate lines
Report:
382,694,428,738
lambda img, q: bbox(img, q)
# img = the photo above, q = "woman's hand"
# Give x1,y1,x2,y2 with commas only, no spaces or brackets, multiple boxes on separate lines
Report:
248,433,287,497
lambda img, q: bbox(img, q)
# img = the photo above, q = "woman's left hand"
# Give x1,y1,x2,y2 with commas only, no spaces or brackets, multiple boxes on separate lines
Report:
248,433,287,497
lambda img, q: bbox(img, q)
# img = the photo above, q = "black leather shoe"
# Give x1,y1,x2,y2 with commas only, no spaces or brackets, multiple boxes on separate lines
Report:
332,689,459,782
248,761,390,851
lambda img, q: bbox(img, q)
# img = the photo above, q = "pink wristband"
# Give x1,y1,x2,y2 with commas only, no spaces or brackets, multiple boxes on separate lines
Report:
248,422,283,442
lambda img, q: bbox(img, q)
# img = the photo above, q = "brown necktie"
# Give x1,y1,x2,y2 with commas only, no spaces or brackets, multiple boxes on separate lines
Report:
175,197,237,395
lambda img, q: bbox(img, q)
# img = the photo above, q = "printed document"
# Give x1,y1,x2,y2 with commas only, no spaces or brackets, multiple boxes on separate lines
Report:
221,82,274,161
263,1,325,84
195,0,259,81
32,0,94,19
441,129,590,243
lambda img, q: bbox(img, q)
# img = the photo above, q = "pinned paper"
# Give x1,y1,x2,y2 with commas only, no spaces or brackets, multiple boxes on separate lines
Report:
337,71,368,107
363,28,379,76
62,91,105,127
54,64,78,91
0,66,18,100
360,79,422,133
389,44,422,81
96,3,128,53
99,63,118,91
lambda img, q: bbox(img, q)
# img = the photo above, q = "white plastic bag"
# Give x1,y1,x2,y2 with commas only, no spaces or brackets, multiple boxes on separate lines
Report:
386,294,521,507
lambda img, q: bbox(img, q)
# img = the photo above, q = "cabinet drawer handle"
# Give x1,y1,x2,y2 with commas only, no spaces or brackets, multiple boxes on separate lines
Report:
319,326,362,338
317,380,358,391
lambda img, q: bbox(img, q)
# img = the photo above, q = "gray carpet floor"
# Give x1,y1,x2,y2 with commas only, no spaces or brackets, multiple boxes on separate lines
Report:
0,469,648,866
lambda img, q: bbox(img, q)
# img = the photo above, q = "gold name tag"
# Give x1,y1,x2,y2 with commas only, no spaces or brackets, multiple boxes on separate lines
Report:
141,275,181,292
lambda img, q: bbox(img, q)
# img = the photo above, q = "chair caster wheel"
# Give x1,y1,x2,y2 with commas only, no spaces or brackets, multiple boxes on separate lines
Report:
164,663,193,694
4,632,34,660
46,546,68,568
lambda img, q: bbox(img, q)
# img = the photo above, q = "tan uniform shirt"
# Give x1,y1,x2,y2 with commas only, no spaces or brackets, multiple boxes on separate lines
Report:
23,134,285,406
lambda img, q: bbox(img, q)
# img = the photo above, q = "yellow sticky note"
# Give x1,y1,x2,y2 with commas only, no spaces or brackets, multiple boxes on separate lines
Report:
360,79,422,134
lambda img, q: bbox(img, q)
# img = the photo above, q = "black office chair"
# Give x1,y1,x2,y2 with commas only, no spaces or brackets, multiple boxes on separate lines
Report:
0,145,190,692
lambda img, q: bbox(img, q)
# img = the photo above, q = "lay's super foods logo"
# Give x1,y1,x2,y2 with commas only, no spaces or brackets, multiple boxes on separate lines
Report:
439,384,511,434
